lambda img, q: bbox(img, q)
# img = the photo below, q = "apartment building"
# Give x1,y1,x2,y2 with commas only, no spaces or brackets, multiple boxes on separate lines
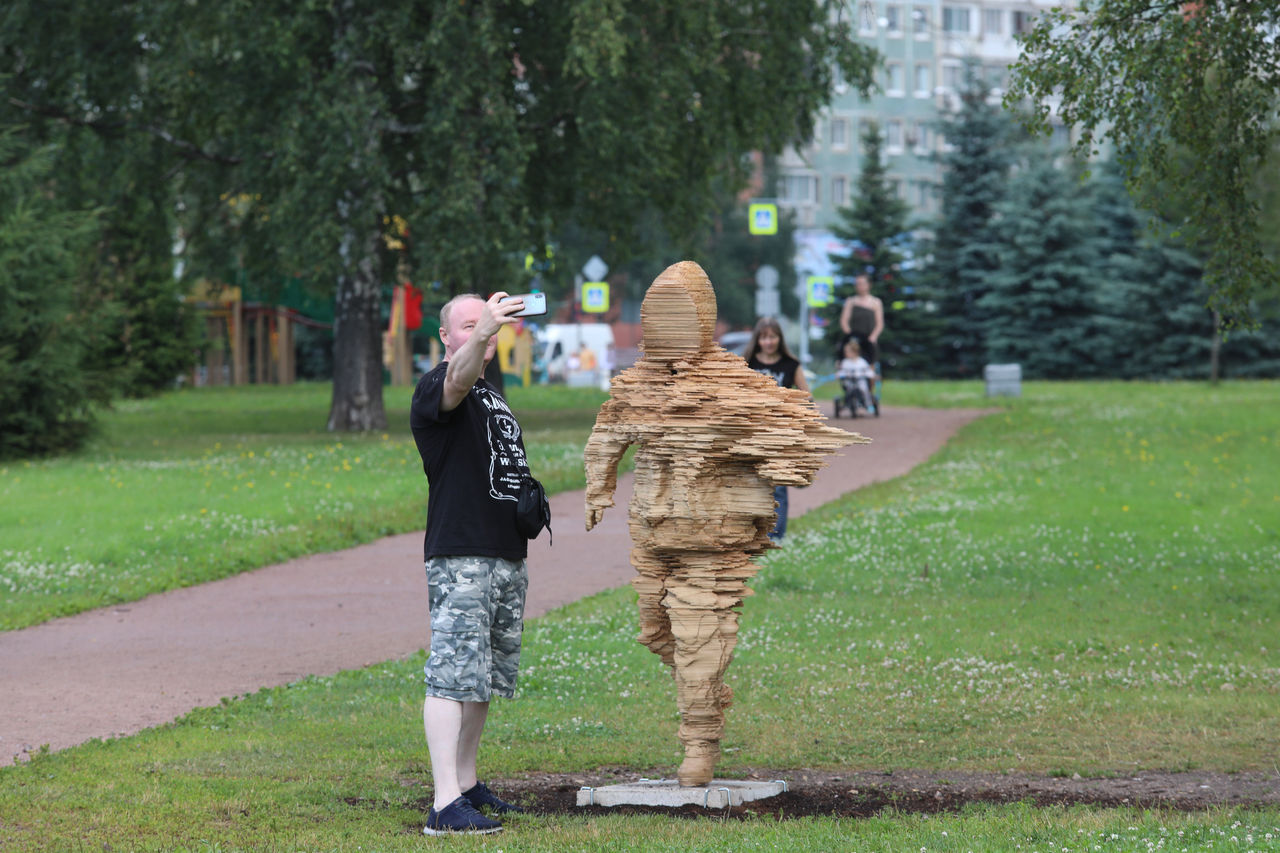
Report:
777,0,1060,230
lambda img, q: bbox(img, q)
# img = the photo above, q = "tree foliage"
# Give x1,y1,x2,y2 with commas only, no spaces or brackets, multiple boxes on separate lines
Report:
0,131,100,458
928,65,1015,377
830,121,913,288
959,149,1280,380
1089,159,1216,379
828,121,941,374
698,181,801,330
980,152,1105,378
1006,0,1280,324
3,1,878,430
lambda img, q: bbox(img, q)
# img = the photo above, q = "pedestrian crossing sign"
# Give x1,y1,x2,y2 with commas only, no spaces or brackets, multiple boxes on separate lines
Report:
748,203,778,236
807,276,834,307
582,282,609,313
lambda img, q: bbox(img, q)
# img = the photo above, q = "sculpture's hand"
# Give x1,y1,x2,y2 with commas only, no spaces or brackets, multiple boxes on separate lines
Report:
586,505,606,530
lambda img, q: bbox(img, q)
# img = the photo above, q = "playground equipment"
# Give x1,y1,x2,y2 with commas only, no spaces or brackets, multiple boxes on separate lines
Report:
186,280,328,387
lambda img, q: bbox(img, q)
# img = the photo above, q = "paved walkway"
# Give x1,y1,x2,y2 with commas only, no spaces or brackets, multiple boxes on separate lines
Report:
0,404,987,764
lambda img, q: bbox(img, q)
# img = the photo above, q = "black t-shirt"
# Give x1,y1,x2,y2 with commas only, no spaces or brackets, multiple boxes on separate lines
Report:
410,362,530,561
746,353,801,389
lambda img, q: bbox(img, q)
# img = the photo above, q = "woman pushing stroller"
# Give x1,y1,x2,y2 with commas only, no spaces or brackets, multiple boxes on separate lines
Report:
838,272,884,370
835,272,884,416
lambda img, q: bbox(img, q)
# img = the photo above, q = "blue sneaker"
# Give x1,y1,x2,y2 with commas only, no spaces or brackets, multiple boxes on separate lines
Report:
463,781,526,814
423,796,502,836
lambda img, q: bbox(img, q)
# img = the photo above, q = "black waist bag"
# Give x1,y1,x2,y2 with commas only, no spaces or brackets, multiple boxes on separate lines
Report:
516,474,552,544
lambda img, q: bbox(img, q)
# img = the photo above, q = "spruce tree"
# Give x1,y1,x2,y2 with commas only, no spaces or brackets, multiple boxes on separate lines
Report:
1094,157,1280,379
1090,159,1214,378
828,121,941,374
929,63,1014,377
0,133,99,458
979,151,1105,378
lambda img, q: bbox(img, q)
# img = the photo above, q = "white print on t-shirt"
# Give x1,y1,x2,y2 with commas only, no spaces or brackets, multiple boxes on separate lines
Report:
754,366,786,387
476,387,528,501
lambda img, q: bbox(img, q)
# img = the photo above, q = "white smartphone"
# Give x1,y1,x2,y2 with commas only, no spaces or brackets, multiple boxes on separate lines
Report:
500,292,547,317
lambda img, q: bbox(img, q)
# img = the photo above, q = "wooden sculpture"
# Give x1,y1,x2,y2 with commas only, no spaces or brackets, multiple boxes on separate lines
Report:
584,261,867,787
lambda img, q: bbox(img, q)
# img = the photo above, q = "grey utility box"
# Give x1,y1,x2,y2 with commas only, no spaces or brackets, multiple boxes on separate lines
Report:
984,363,1022,397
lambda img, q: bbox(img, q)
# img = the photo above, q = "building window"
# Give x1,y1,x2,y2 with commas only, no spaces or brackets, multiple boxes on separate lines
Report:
781,174,819,204
942,6,971,33
859,2,877,34
885,5,903,34
830,117,850,150
983,8,1003,36
915,180,931,207
986,64,1008,89
913,6,929,36
913,124,932,154
810,118,823,151
914,63,931,96
832,176,848,208
889,177,904,200
886,119,904,151
885,62,905,96
857,119,871,151
941,63,962,91
1012,10,1035,34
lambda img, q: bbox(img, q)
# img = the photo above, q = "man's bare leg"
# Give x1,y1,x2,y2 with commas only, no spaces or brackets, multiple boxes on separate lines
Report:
456,700,490,793
425,697,491,810
424,697,463,810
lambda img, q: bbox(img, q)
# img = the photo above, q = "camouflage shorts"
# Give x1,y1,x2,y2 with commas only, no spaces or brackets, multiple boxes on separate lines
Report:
424,556,528,702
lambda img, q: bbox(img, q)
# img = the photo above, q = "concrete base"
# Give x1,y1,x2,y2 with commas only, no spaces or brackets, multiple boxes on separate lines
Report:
576,778,788,809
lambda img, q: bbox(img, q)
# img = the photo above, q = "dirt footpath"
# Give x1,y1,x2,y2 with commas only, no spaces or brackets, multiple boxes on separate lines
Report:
0,404,985,765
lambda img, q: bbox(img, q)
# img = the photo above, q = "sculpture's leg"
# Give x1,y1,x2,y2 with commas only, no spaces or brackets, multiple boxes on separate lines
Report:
631,561,676,669
664,553,754,787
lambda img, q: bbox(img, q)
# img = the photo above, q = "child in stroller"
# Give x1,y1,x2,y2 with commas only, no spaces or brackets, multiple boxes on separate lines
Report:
833,338,878,418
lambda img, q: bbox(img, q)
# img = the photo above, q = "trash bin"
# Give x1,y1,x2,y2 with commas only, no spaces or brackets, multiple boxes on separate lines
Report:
984,363,1022,397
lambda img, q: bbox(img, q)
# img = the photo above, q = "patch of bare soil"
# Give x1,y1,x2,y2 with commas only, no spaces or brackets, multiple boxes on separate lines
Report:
455,768,1280,821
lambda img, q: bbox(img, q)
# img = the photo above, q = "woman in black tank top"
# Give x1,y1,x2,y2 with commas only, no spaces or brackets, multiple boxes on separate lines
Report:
743,317,809,541
838,274,884,367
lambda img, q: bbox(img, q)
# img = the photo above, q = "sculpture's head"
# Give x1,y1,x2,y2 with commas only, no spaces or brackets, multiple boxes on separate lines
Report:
640,261,718,364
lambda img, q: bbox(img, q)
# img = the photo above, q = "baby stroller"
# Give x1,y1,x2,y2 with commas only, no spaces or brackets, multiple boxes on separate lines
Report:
832,369,880,418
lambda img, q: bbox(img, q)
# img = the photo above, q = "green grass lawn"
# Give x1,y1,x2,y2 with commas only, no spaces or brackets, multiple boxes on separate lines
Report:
0,382,611,630
1,380,1277,851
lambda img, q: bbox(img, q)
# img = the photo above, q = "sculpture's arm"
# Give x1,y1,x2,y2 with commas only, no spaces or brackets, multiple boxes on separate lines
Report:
727,395,865,486
584,411,635,530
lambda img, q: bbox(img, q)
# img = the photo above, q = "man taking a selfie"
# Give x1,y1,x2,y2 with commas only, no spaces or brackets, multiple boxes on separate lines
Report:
409,291,535,835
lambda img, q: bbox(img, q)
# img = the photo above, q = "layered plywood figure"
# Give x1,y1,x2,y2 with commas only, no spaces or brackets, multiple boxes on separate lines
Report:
585,261,867,786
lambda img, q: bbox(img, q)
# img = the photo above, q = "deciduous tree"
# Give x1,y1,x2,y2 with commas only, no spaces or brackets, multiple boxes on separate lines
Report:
4,1,877,430
1007,0,1280,324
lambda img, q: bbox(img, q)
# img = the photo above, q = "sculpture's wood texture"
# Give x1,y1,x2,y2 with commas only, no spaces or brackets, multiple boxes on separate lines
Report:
584,261,867,786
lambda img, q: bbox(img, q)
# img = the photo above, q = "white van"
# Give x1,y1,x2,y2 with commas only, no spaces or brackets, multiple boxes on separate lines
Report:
539,323,615,387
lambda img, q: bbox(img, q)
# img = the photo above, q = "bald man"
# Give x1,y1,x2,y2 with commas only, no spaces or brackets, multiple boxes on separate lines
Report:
410,291,530,835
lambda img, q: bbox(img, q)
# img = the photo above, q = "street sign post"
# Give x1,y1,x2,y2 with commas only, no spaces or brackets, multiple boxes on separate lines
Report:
754,264,780,290
755,289,780,317
806,276,834,308
582,282,610,313
754,263,780,318
582,254,609,283
747,203,778,236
